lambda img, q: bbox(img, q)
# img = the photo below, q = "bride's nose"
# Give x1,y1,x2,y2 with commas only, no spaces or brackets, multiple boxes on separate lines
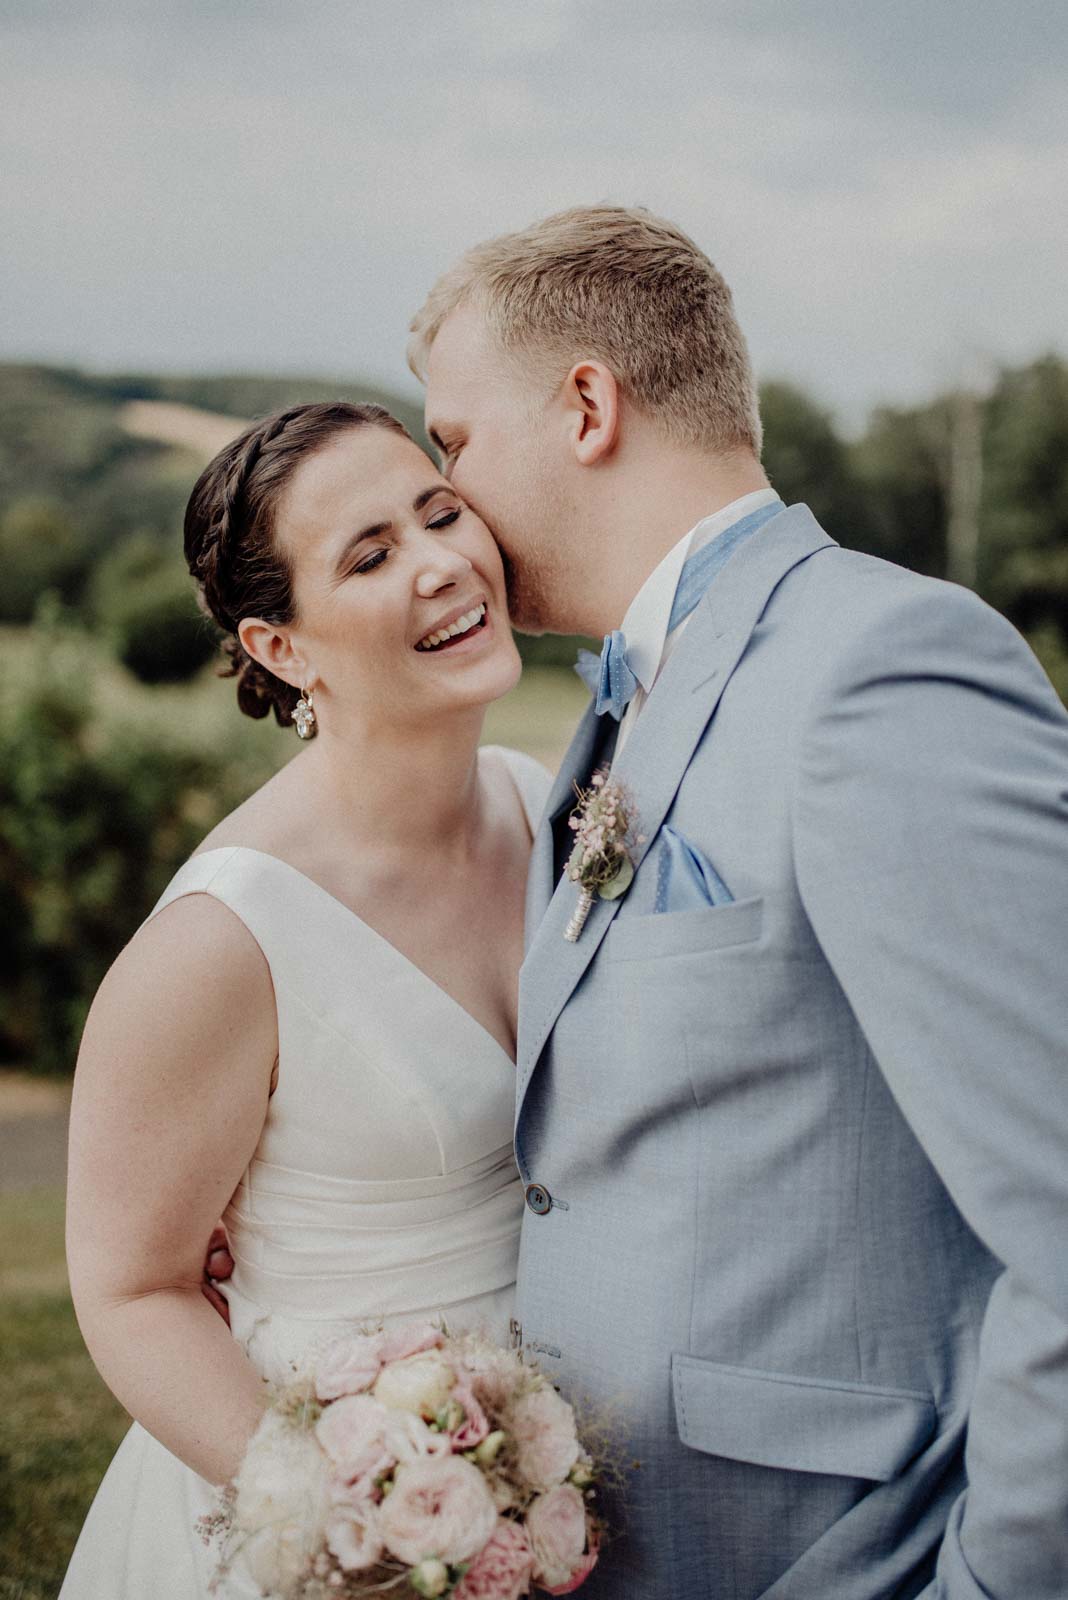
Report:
413,543,474,597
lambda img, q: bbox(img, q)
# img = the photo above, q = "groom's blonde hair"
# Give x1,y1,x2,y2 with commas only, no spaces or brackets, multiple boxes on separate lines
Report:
408,204,761,454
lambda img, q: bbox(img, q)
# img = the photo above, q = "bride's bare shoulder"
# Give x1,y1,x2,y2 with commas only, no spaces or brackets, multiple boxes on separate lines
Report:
81,887,275,1097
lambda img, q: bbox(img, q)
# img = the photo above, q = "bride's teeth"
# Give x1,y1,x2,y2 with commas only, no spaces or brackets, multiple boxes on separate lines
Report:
417,604,486,651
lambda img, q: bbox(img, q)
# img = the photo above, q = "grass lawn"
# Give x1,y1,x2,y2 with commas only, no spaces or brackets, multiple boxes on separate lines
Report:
0,1187,129,1600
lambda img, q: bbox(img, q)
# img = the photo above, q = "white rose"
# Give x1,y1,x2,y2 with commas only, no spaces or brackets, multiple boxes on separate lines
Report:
234,1412,330,1594
383,1408,452,1465
459,1336,522,1413
373,1350,456,1418
507,1385,580,1492
326,1496,384,1573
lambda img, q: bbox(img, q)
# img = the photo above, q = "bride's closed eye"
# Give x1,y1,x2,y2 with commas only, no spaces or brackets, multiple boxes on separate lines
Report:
427,508,462,531
352,508,463,576
353,549,390,575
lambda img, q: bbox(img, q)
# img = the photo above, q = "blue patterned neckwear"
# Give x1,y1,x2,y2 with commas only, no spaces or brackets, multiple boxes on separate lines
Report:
575,497,784,718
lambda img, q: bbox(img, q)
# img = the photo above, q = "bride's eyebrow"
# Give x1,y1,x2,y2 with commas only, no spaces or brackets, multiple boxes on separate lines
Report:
332,486,454,574
413,485,450,512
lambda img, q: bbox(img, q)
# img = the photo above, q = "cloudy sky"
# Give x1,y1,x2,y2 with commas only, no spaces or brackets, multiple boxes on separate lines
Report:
2,0,1065,429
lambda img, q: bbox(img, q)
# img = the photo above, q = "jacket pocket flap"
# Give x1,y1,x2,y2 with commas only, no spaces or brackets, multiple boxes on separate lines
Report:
610,896,764,961
672,1355,936,1483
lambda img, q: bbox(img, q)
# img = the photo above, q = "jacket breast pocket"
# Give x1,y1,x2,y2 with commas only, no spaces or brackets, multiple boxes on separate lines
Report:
672,1354,936,1483
609,895,764,963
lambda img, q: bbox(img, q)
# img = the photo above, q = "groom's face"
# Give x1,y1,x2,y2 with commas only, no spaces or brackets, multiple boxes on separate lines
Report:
424,304,571,636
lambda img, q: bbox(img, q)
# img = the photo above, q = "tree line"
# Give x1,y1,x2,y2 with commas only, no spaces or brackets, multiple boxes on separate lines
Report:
1,355,1065,1071
3,355,1066,687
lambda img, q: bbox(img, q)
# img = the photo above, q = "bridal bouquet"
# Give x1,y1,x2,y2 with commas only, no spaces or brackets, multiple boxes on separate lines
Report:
200,1322,602,1600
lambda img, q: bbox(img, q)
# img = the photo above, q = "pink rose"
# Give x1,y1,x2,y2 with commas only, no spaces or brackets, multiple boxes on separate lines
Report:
541,1537,599,1595
526,1484,595,1592
315,1332,385,1401
379,1320,446,1364
326,1497,384,1572
378,1456,498,1565
453,1518,533,1600
449,1378,491,1451
507,1386,580,1491
315,1395,395,1494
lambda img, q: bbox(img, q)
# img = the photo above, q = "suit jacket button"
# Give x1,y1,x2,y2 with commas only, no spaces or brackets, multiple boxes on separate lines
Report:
525,1183,552,1215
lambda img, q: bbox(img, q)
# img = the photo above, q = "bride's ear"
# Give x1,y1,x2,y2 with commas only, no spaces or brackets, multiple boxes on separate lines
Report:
237,617,311,692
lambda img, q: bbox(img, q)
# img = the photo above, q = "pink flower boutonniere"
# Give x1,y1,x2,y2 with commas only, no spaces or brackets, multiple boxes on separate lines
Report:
563,770,643,942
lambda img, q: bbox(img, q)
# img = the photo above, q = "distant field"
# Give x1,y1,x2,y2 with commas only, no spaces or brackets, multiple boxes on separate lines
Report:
120,397,248,458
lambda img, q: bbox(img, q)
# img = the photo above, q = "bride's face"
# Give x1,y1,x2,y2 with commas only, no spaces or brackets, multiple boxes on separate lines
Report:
274,425,521,729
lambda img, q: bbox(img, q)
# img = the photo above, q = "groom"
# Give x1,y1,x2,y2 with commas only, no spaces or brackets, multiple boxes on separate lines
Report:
407,207,1068,1597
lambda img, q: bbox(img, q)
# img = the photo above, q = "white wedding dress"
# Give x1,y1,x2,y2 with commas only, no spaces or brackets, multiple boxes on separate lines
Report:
59,745,551,1599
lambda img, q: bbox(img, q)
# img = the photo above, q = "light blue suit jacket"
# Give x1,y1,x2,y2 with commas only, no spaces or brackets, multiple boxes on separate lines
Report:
513,505,1068,1599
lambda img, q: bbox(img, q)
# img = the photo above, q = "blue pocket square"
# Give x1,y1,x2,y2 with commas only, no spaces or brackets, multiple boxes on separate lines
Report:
655,827,734,913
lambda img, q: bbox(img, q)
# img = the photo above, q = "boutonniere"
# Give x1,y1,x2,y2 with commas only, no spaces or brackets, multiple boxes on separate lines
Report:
563,770,644,942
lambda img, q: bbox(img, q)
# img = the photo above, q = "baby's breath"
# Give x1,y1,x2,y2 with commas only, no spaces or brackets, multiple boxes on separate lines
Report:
563,771,641,940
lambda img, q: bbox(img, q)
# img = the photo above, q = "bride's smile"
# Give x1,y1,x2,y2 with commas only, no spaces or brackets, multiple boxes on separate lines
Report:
242,424,521,739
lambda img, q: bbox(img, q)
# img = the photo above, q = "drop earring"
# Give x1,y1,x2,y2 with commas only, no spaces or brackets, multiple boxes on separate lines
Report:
293,685,317,739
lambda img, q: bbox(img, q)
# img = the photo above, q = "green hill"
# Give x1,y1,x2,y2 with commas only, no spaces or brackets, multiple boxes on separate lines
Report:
0,362,425,556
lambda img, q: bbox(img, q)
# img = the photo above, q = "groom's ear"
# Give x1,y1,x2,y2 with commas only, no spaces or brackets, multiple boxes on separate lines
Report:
562,360,620,467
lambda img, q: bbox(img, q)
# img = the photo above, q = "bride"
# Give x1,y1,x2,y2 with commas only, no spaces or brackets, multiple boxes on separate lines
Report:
60,401,551,1596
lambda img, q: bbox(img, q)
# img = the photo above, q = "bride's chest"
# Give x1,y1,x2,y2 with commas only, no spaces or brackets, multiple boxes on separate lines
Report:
367,870,525,1060
263,896,521,1181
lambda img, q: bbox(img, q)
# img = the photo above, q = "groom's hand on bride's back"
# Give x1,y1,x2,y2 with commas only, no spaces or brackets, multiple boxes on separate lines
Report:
201,1224,234,1325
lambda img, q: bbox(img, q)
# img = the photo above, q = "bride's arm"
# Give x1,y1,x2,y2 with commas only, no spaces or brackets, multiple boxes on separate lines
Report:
66,893,278,1485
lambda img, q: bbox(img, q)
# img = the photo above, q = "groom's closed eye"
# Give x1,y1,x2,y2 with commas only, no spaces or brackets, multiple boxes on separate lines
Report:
428,428,462,476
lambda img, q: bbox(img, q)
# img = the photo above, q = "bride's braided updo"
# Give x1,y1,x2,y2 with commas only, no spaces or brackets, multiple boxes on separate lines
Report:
184,401,411,726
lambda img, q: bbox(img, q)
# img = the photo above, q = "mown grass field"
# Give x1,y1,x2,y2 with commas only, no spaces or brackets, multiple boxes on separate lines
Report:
0,1184,130,1600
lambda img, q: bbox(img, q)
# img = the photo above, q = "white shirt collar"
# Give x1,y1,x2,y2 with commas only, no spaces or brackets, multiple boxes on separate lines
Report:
618,487,781,693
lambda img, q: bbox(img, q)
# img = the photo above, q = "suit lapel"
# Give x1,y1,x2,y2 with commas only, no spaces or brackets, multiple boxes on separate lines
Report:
516,504,836,1123
523,701,603,947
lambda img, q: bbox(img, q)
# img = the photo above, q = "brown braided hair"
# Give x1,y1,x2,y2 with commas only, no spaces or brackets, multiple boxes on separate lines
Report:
184,401,411,727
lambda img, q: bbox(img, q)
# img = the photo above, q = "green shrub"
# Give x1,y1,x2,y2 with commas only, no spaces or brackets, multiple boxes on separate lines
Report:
0,497,90,623
90,534,218,683
0,609,278,1073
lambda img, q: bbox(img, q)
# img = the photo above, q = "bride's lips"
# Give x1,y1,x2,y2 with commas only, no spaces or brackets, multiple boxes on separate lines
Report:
414,600,494,657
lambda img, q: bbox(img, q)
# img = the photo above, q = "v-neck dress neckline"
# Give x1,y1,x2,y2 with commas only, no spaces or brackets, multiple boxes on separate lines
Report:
188,843,519,1068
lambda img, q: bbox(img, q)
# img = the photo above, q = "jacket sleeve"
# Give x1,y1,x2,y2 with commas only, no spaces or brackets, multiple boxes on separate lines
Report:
792,580,1068,1599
